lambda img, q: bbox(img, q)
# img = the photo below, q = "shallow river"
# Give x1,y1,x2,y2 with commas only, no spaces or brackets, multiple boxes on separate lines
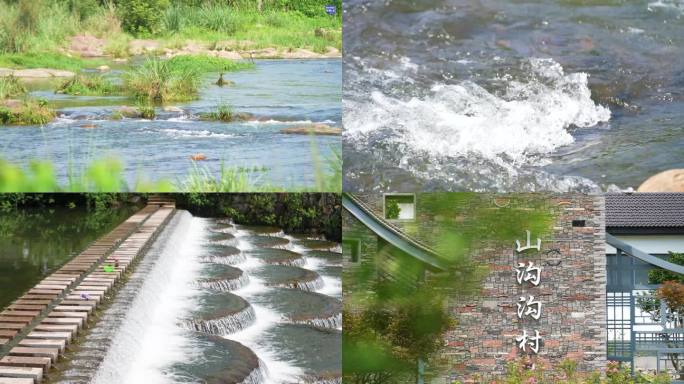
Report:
343,0,684,192
1,59,341,189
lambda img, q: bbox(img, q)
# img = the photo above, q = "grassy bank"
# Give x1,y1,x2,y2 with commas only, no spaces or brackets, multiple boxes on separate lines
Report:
0,0,341,69
162,5,342,53
0,53,106,71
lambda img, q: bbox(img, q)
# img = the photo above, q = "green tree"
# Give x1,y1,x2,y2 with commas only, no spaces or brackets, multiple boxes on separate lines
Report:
638,252,684,380
116,0,170,34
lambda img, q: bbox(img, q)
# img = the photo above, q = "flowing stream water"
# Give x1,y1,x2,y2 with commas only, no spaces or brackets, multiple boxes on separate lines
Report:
52,211,341,384
1,59,341,189
343,0,684,192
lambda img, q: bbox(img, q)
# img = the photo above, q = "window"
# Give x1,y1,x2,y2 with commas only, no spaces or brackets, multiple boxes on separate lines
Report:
343,239,361,263
384,193,416,221
572,220,586,227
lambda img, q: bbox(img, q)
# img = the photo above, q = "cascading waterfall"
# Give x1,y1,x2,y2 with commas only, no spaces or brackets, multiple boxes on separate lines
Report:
290,313,342,330
239,360,269,384
275,256,307,267
202,252,247,265
91,211,204,384
276,276,325,292
194,223,342,384
183,305,257,335
299,377,343,384
197,273,250,291
212,237,240,247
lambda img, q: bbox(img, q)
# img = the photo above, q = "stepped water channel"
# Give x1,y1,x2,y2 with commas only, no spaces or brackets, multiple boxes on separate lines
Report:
46,213,341,383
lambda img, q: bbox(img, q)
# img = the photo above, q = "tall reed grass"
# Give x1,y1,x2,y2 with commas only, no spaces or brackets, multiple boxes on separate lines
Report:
123,56,201,102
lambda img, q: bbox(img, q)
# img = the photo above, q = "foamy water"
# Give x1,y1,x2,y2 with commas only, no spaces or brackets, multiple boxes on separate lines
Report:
343,0,684,191
93,212,205,384
346,57,610,168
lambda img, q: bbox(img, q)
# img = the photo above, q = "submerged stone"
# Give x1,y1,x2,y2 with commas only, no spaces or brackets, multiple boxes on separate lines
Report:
280,124,342,136
182,292,256,335
168,333,265,384
247,248,304,266
255,265,324,292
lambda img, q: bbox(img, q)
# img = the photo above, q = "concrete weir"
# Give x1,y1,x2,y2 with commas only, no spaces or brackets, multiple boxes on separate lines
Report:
0,198,176,383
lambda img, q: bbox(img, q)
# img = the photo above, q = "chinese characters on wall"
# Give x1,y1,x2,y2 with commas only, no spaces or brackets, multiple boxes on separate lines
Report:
514,230,543,354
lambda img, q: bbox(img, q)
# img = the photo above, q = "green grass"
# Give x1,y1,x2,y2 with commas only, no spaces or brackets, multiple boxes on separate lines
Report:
123,55,251,103
136,102,156,119
0,52,106,71
165,54,254,73
199,104,236,122
314,145,342,192
0,75,26,99
56,74,121,96
179,162,263,192
0,98,55,125
0,148,342,192
0,0,341,68
161,6,341,53
0,0,79,54
124,56,201,103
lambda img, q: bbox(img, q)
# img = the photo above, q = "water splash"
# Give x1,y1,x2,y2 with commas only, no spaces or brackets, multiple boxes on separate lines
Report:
182,305,257,335
345,58,610,168
239,360,269,384
228,304,304,384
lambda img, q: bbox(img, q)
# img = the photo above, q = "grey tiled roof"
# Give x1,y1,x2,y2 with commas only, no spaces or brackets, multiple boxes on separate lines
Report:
605,193,684,228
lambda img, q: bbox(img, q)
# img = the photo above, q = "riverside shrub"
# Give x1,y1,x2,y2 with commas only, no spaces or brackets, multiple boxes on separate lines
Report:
116,0,170,34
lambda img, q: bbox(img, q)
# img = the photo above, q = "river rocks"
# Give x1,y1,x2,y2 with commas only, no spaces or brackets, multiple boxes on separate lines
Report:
80,124,97,129
129,39,160,55
163,106,184,113
280,124,342,136
0,68,75,78
638,169,684,192
97,65,110,73
114,106,141,119
215,74,235,87
213,50,243,60
69,34,106,57
190,153,207,161
243,47,341,59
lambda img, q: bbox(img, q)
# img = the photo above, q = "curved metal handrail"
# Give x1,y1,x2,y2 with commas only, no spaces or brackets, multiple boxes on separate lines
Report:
606,233,684,275
342,193,448,271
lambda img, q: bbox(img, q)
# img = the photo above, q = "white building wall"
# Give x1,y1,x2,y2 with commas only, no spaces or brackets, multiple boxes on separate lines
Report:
606,235,684,254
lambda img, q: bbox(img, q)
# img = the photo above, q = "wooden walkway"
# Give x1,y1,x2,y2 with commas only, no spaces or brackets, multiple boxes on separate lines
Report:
0,198,176,383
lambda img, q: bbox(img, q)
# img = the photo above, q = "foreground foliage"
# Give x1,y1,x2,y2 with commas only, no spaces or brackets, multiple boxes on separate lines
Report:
463,359,671,384
0,147,341,192
344,196,557,383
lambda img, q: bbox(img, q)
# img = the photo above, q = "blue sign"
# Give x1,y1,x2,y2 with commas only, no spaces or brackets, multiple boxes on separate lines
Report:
325,5,336,15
